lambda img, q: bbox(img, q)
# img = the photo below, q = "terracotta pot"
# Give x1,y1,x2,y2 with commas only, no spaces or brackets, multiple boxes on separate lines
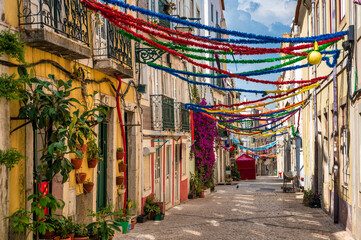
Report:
53,237,60,240
88,158,98,168
74,237,89,240
199,191,205,198
76,173,87,184
109,236,114,240
116,176,125,185
66,233,75,240
71,158,83,170
131,220,136,229
60,237,71,240
118,163,127,172
40,229,55,238
77,144,87,155
83,182,94,193
116,151,125,160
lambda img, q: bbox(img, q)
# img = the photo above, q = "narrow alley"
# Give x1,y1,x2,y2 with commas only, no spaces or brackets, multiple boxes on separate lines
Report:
117,177,354,240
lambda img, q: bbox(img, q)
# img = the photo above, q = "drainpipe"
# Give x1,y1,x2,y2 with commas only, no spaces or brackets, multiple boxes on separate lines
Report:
330,0,339,224
311,0,318,194
115,74,128,209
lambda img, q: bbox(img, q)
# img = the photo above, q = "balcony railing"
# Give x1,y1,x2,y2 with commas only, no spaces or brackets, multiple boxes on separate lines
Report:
18,0,89,45
180,103,190,131
94,20,132,70
151,95,175,131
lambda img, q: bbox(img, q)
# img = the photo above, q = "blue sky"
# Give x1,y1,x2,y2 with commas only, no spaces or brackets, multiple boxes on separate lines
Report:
224,0,297,107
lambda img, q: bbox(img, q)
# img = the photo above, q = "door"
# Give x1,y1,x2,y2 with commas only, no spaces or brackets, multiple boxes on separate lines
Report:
97,122,107,211
165,145,172,204
174,144,180,202
154,146,162,201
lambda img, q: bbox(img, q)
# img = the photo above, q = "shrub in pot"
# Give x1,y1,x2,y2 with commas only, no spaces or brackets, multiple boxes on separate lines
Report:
83,179,94,194
76,173,87,184
87,138,102,168
87,205,121,239
114,199,136,234
74,223,89,240
116,176,125,185
118,160,127,172
143,195,160,220
116,147,124,160
71,158,83,170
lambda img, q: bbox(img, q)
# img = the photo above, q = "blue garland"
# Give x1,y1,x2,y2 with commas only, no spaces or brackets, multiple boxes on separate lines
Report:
148,50,339,79
238,140,278,151
100,0,348,43
147,64,267,94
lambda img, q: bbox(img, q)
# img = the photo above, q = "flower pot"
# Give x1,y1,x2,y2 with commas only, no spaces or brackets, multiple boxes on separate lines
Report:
116,221,129,234
118,163,127,172
148,212,155,220
199,191,205,198
76,173,87,184
74,237,89,240
60,237,71,240
77,144,87,154
66,233,75,239
116,176,125,185
116,151,124,160
131,219,136,229
53,237,60,240
83,182,94,193
154,214,162,221
40,229,55,238
71,158,83,170
155,202,166,214
137,214,148,223
87,158,98,168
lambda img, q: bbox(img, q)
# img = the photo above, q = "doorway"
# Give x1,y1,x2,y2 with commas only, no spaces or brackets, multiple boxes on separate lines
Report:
165,145,172,204
96,122,107,211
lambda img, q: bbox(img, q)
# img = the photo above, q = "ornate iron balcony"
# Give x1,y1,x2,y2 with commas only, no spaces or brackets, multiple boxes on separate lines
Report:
151,95,175,131
18,0,89,45
94,20,132,71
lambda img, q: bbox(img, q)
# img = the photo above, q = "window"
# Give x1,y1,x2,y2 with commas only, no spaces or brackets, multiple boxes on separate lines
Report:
190,0,194,18
316,2,320,36
143,155,151,190
340,0,346,21
211,4,214,22
196,8,201,35
216,11,218,25
182,144,187,175
323,0,327,34
341,106,349,185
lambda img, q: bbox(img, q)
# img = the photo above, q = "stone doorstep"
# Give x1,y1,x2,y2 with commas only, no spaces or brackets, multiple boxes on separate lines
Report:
20,28,91,60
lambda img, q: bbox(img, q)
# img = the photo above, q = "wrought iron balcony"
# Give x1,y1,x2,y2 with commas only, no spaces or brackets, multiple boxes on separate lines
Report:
18,0,91,59
175,102,190,132
93,20,133,78
151,95,175,131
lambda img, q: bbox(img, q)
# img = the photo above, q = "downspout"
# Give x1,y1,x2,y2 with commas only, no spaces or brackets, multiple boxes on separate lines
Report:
331,0,339,224
311,0,318,194
115,74,128,209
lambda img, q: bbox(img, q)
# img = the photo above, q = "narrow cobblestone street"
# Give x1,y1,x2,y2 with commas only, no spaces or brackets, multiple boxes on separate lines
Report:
116,176,354,240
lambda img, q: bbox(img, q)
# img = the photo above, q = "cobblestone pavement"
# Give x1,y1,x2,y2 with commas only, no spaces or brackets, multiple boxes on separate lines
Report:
115,176,354,240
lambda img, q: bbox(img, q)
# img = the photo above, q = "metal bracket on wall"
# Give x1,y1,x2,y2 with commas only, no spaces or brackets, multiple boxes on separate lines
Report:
152,138,169,151
135,47,165,64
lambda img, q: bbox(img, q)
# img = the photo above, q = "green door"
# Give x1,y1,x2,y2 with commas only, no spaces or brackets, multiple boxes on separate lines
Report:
97,122,107,211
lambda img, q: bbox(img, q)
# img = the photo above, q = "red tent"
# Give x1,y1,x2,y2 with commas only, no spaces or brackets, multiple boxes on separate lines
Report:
236,154,256,180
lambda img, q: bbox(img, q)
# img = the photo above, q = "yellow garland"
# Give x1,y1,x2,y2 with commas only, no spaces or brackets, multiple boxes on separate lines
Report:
205,83,319,114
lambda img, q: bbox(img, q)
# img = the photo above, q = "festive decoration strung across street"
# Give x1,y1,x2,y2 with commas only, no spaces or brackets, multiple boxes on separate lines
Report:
80,0,347,165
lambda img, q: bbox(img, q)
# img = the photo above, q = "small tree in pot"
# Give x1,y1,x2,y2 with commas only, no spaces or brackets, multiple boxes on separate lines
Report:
87,137,102,168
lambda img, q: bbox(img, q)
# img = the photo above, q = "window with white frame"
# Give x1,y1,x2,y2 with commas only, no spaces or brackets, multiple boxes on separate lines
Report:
323,0,327,34
211,4,214,22
341,106,349,185
340,0,346,21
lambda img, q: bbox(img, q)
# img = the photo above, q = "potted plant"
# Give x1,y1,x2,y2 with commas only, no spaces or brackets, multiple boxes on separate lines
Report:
155,201,166,215
309,193,321,208
116,176,125,185
83,179,94,194
114,199,136,234
130,218,136,230
74,224,89,240
116,147,124,160
225,176,233,185
225,166,231,175
118,160,127,172
136,213,148,223
65,218,77,239
76,173,87,184
87,138,102,168
87,205,121,239
117,183,126,195
302,189,313,206
143,195,160,220
71,157,83,170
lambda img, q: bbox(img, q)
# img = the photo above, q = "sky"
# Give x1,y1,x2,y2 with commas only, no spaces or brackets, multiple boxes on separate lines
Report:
224,0,298,108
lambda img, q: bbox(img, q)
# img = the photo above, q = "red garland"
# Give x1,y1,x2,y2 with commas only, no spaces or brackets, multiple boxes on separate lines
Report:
83,0,342,56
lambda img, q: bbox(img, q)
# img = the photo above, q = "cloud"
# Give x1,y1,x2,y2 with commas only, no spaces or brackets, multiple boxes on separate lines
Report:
237,0,297,27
